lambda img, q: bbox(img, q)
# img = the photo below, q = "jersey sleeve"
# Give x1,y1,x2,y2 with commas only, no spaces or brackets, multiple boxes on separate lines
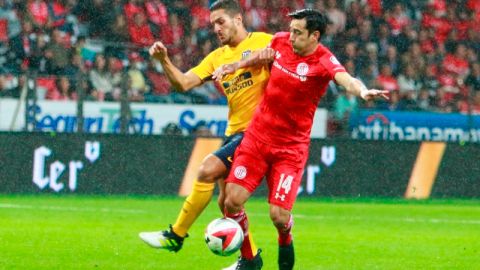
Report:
189,50,217,81
319,52,346,80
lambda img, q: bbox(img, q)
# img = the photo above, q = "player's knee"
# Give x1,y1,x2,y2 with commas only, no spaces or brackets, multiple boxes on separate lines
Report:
197,165,219,183
197,158,226,183
224,193,243,213
269,206,290,228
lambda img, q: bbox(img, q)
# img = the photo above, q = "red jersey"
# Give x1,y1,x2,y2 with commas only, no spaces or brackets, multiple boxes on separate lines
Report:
248,32,346,146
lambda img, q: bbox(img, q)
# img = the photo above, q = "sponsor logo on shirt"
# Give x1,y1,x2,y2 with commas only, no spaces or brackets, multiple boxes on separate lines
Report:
234,166,247,179
273,61,307,82
222,72,254,95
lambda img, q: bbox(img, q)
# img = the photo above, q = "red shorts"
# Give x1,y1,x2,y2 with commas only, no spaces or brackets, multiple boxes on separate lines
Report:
225,133,309,210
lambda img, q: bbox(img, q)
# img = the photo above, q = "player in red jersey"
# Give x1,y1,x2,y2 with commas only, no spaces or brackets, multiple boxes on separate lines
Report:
213,9,388,270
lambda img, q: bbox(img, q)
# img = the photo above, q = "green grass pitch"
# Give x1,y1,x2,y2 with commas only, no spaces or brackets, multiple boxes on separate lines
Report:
0,195,479,269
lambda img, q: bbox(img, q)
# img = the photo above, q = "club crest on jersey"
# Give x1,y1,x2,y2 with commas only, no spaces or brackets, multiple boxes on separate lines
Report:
296,63,309,76
330,56,340,65
234,166,247,180
275,51,281,59
241,50,252,60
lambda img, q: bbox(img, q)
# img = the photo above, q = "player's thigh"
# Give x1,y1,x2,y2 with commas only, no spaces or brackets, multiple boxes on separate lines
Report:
267,146,308,211
225,136,267,194
213,132,244,172
197,154,227,182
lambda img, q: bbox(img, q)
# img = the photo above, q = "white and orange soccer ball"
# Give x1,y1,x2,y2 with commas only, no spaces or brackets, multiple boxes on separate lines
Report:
205,218,244,256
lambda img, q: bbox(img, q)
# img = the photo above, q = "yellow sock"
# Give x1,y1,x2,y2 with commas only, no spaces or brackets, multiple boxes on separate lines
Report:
248,232,258,255
172,180,215,237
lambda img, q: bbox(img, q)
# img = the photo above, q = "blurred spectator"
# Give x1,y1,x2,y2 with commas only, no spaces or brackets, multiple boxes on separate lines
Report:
10,20,37,72
245,0,268,32
334,88,358,121
48,75,76,100
422,64,440,96
129,12,155,48
382,45,400,76
385,3,409,36
325,0,346,34
0,72,24,98
108,14,129,43
442,43,469,78
375,23,393,57
45,28,70,74
162,122,183,136
124,0,144,24
27,0,50,29
160,13,184,51
190,120,213,137
145,0,168,37
377,64,399,92
465,62,480,93
191,0,211,30
416,89,434,111
398,65,421,98
89,53,114,101
377,90,403,111
0,0,21,39
0,0,476,114
145,59,172,103
127,52,147,102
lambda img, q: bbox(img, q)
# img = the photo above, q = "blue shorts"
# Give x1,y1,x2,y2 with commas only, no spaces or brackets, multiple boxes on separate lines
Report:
213,132,244,170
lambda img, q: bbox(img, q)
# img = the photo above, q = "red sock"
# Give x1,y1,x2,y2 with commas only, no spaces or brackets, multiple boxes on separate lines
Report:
277,214,293,246
225,209,254,260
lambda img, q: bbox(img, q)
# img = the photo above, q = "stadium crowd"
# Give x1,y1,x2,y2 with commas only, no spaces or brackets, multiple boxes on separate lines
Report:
0,0,479,117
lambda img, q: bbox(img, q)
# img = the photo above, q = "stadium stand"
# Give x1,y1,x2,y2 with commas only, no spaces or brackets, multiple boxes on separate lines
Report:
0,0,479,122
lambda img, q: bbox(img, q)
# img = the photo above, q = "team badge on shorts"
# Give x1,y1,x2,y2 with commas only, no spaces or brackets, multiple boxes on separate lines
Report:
234,166,247,180
296,63,309,76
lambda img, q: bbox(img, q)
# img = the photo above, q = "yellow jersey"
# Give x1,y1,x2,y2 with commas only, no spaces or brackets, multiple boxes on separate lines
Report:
190,32,272,136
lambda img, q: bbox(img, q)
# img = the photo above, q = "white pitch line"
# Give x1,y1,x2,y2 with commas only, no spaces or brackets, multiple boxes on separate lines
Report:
249,213,480,225
1,203,479,225
0,203,147,214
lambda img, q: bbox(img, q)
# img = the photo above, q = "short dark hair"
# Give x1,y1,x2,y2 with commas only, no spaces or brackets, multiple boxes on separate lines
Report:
209,0,243,16
288,9,330,38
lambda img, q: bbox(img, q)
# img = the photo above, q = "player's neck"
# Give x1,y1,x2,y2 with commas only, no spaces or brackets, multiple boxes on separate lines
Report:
229,28,249,47
298,43,319,57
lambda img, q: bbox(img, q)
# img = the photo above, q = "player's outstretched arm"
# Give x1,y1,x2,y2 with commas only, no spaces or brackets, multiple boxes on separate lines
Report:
334,72,389,101
149,41,202,92
212,48,275,81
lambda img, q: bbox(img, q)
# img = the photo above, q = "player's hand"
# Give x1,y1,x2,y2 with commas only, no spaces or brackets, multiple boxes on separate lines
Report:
149,41,168,61
212,63,239,81
257,48,275,64
360,89,390,101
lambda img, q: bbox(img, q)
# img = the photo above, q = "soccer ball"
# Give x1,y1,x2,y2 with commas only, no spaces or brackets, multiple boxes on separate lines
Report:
205,218,244,256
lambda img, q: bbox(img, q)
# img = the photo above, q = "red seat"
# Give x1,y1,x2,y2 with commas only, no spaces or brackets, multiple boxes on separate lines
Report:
0,19,8,42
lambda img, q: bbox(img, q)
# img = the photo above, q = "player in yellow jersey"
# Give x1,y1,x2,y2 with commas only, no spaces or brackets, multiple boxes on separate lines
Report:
139,1,269,269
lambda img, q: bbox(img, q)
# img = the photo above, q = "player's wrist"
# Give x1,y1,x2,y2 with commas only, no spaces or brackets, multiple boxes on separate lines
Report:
360,88,368,100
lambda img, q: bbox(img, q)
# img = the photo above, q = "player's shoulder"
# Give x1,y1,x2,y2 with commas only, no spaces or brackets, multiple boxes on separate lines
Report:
272,32,290,41
207,45,228,58
250,31,273,40
316,44,344,71
316,44,339,62
269,32,290,48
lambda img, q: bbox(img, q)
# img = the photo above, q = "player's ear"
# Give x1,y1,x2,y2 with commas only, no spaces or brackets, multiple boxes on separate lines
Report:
234,13,243,26
311,30,320,42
